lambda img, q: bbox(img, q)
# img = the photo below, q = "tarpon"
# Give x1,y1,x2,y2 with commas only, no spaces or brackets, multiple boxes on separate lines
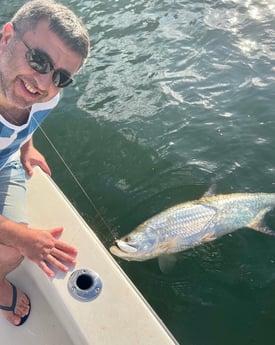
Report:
110,193,275,262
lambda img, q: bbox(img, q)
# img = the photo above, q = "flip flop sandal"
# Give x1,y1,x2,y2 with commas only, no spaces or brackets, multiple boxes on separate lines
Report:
0,282,31,326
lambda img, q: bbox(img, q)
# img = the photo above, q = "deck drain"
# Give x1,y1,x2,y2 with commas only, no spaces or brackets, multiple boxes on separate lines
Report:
68,269,102,301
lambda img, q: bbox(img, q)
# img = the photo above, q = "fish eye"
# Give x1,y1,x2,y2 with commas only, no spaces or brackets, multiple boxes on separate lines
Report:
124,237,130,242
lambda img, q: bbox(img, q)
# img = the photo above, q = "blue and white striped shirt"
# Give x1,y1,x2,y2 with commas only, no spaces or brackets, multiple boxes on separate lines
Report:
0,94,60,170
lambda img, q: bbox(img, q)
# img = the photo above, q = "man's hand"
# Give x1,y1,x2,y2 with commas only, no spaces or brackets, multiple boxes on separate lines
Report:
17,226,78,278
20,139,51,176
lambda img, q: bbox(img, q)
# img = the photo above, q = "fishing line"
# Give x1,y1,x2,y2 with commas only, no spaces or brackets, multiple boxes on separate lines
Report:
37,123,117,240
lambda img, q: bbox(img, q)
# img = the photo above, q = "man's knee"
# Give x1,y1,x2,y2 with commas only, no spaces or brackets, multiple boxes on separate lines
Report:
0,244,23,266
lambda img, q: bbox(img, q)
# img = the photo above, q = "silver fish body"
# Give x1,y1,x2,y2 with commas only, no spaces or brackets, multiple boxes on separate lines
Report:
109,193,275,261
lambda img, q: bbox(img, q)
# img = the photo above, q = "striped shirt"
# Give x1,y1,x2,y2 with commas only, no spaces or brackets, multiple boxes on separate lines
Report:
0,94,60,170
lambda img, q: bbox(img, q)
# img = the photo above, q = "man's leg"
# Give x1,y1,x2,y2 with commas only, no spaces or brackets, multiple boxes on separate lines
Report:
0,159,31,325
0,244,30,325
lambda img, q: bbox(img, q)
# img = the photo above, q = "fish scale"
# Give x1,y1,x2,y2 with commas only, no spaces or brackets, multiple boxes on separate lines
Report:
110,193,275,261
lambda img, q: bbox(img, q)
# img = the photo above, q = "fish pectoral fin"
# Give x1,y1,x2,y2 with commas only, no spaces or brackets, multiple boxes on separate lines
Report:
159,237,178,250
158,255,177,274
249,220,275,237
200,232,217,243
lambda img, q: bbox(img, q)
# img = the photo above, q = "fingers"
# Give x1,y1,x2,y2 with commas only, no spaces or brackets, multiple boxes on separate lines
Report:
55,240,78,256
39,159,52,176
22,155,51,177
50,227,64,239
29,227,78,277
39,241,78,278
39,251,77,278
22,161,33,177
39,260,56,278
50,228,78,256
51,247,77,266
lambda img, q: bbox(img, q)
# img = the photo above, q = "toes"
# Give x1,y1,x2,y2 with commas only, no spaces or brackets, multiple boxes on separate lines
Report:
5,313,21,326
14,294,30,317
0,282,31,325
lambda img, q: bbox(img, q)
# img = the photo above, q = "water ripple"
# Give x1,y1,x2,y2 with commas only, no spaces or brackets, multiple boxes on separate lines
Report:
59,1,275,343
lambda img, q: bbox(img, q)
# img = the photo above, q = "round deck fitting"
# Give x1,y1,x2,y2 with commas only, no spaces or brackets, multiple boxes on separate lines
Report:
68,268,102,301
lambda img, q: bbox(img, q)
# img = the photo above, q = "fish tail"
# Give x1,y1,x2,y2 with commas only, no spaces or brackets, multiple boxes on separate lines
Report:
250,224,275,236
249,215,275,236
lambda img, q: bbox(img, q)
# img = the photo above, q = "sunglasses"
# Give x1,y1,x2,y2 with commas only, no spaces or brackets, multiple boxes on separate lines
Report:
19,36,73,88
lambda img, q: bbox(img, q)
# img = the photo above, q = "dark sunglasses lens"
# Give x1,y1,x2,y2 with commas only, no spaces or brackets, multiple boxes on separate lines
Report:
53,70,73,88
26,49,52,74
25,47,72,88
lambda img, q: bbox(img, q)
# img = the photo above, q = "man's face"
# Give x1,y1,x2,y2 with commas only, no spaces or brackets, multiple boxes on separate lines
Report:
0,21,82,109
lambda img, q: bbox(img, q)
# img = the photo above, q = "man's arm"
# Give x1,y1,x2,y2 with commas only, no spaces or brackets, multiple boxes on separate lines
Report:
0,215,77,277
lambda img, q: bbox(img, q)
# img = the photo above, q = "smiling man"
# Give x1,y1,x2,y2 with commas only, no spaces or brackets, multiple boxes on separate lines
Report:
0,0,89,326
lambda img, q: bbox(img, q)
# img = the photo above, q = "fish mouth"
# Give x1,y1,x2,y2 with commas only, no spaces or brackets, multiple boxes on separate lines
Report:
109,239,138,258
114,240,138,253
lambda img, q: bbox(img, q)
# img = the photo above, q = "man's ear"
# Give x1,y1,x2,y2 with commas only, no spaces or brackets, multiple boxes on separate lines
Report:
1,22,15,44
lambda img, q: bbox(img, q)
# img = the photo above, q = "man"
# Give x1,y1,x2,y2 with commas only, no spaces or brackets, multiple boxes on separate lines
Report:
0,0,90,326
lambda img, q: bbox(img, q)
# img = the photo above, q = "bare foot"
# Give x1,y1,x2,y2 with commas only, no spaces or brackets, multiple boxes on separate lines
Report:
0,280,30,326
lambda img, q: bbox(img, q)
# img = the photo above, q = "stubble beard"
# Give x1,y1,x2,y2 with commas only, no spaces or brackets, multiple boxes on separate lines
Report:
0,71,33,110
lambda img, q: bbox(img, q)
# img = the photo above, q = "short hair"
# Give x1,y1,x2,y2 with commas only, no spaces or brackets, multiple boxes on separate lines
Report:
11,0,90,67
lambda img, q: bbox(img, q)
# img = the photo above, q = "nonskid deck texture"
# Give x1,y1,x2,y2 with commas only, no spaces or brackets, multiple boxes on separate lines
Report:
1,167,178,345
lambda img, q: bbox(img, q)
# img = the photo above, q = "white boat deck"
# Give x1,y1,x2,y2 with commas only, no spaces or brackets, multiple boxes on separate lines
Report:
1,167,178,345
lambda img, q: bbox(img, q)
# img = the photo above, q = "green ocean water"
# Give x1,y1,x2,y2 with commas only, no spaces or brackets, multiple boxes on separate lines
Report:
3,1,275,344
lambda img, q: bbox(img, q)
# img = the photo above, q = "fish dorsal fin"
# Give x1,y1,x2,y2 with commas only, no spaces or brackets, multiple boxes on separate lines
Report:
202,184,217,198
